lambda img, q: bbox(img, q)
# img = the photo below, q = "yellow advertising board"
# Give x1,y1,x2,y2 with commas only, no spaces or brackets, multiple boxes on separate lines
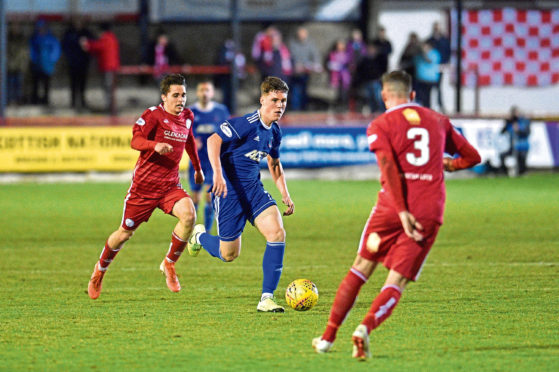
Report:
0,127,190,172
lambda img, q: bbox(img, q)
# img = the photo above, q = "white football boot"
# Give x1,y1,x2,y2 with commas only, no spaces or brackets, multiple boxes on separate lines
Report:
312,337,333,354
351,324,371,360
256,296,285,313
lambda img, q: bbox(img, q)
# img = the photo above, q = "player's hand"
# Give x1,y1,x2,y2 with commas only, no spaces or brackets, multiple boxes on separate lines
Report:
154,142,173,155
282,195,294,216
194,170,204,185
211,173,227,198
398,211,424,242
443,157,456,172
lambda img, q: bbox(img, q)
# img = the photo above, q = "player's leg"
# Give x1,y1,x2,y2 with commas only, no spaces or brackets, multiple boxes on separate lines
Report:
352,220,440,360
313,255,377,353
253,205,286,312
157,195,196,292
351,269,407,360
188,192,245,260
88,227,135,299
203,186,215,232
189,165,201,212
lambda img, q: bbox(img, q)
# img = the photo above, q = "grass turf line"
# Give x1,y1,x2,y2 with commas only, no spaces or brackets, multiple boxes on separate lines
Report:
0,174,558,371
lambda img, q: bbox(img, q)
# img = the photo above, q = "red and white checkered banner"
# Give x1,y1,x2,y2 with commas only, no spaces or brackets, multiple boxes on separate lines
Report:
451,8,559,87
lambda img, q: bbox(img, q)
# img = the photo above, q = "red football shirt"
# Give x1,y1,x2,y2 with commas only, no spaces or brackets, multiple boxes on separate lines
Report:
367,102,472,224
130,104,198,198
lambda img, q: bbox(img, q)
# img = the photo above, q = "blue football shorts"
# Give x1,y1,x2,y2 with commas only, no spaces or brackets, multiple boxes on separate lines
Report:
212,181,277,241
188,162,213,192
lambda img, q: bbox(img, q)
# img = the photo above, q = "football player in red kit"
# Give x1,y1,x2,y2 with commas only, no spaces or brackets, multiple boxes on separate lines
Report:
88,74,204,299
312,71,481,359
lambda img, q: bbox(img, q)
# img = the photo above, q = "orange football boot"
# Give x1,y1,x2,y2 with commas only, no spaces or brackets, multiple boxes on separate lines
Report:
160,259,181,292
88,263,106,299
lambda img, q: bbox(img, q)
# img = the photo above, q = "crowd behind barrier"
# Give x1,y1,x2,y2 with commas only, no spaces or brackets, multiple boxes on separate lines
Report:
5,17,453,115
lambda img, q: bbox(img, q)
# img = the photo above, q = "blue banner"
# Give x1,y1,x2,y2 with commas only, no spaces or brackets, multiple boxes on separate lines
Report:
266,127,375,169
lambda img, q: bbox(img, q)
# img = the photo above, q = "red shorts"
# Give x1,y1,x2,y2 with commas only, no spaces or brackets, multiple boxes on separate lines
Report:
357,205,441,281
120,187,189,230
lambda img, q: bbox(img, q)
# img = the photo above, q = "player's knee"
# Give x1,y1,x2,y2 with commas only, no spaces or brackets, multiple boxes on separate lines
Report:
221,251,239,262
267,227,286,242
118,229,134,243
177,210,196,227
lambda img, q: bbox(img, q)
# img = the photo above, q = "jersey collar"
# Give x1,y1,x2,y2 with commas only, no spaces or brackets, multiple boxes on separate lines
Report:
385,102,421,114
257,110,274,130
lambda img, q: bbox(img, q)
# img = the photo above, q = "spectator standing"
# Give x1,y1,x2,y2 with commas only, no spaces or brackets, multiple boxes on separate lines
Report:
81,22,120,114
327,40,352,109
254,28,292,83
7,23,28,105
145,31,182,83
427,22,451,113
499,106,531,176
355,41,385,113
288,26,322,111
414,40,440,108
371,26,392,75
345,28,366,72
398,32,422,88
62,18,93,111
29,19,61,105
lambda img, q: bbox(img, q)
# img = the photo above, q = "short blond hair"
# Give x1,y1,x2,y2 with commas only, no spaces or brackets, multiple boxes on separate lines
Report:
381,71,412,97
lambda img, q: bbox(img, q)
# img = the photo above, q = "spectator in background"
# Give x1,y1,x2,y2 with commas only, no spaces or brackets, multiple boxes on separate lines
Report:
7,22,28,105
427,22,451,113
29,19,61,105
371,26,392,75
253,27,292,83
499,106,531,176
346,29,366,111
288,26,322,111
81,22,120,114
398,32,422,88
215,38,246,112
145,31,182,83
355,41,385,113
62,18,93,111
414,40,440,109
327,40,351,109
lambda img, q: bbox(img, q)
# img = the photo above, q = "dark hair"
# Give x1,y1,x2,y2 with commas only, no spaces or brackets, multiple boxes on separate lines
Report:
160,74,186,95
381,70,412,95
260,76,289,96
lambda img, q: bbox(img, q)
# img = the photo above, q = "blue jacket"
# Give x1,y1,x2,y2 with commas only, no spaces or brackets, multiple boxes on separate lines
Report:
30,31,61,76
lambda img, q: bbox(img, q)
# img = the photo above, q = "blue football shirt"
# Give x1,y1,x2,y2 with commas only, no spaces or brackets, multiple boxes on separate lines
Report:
189,102,230,169
216,110,282,191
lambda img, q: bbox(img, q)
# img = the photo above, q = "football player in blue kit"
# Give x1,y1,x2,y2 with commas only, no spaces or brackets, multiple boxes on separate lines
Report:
187,76,294,312
188,81,230,232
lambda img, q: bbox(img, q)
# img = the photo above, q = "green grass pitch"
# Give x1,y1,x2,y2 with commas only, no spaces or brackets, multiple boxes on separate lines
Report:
1,174,558,371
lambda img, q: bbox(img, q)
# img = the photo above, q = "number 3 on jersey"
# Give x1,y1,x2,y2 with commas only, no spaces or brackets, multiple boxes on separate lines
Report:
406,127,430,166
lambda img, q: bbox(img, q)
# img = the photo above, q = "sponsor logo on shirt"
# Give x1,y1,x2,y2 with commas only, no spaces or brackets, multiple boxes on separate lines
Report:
136,118,146,126
244,149,268,162
164,130,188,142
220,122,233,137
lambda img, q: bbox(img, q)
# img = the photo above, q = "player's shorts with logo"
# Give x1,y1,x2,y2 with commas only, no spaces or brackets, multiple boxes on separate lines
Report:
212,181,276,241
120,186,189,230
358,203,441,281
188,162,213,192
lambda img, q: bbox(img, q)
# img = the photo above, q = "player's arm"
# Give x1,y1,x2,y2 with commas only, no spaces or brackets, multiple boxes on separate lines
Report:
185,127,204,184
376,149,423,241
267,156,294,216
131,115,173,155
207,133,227,197
443,124,482,172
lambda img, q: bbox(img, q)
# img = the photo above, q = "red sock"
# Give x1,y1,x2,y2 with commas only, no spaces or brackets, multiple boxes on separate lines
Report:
98,240,121,271
322,268,367,342
361,285,402,333
166,232,187,263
